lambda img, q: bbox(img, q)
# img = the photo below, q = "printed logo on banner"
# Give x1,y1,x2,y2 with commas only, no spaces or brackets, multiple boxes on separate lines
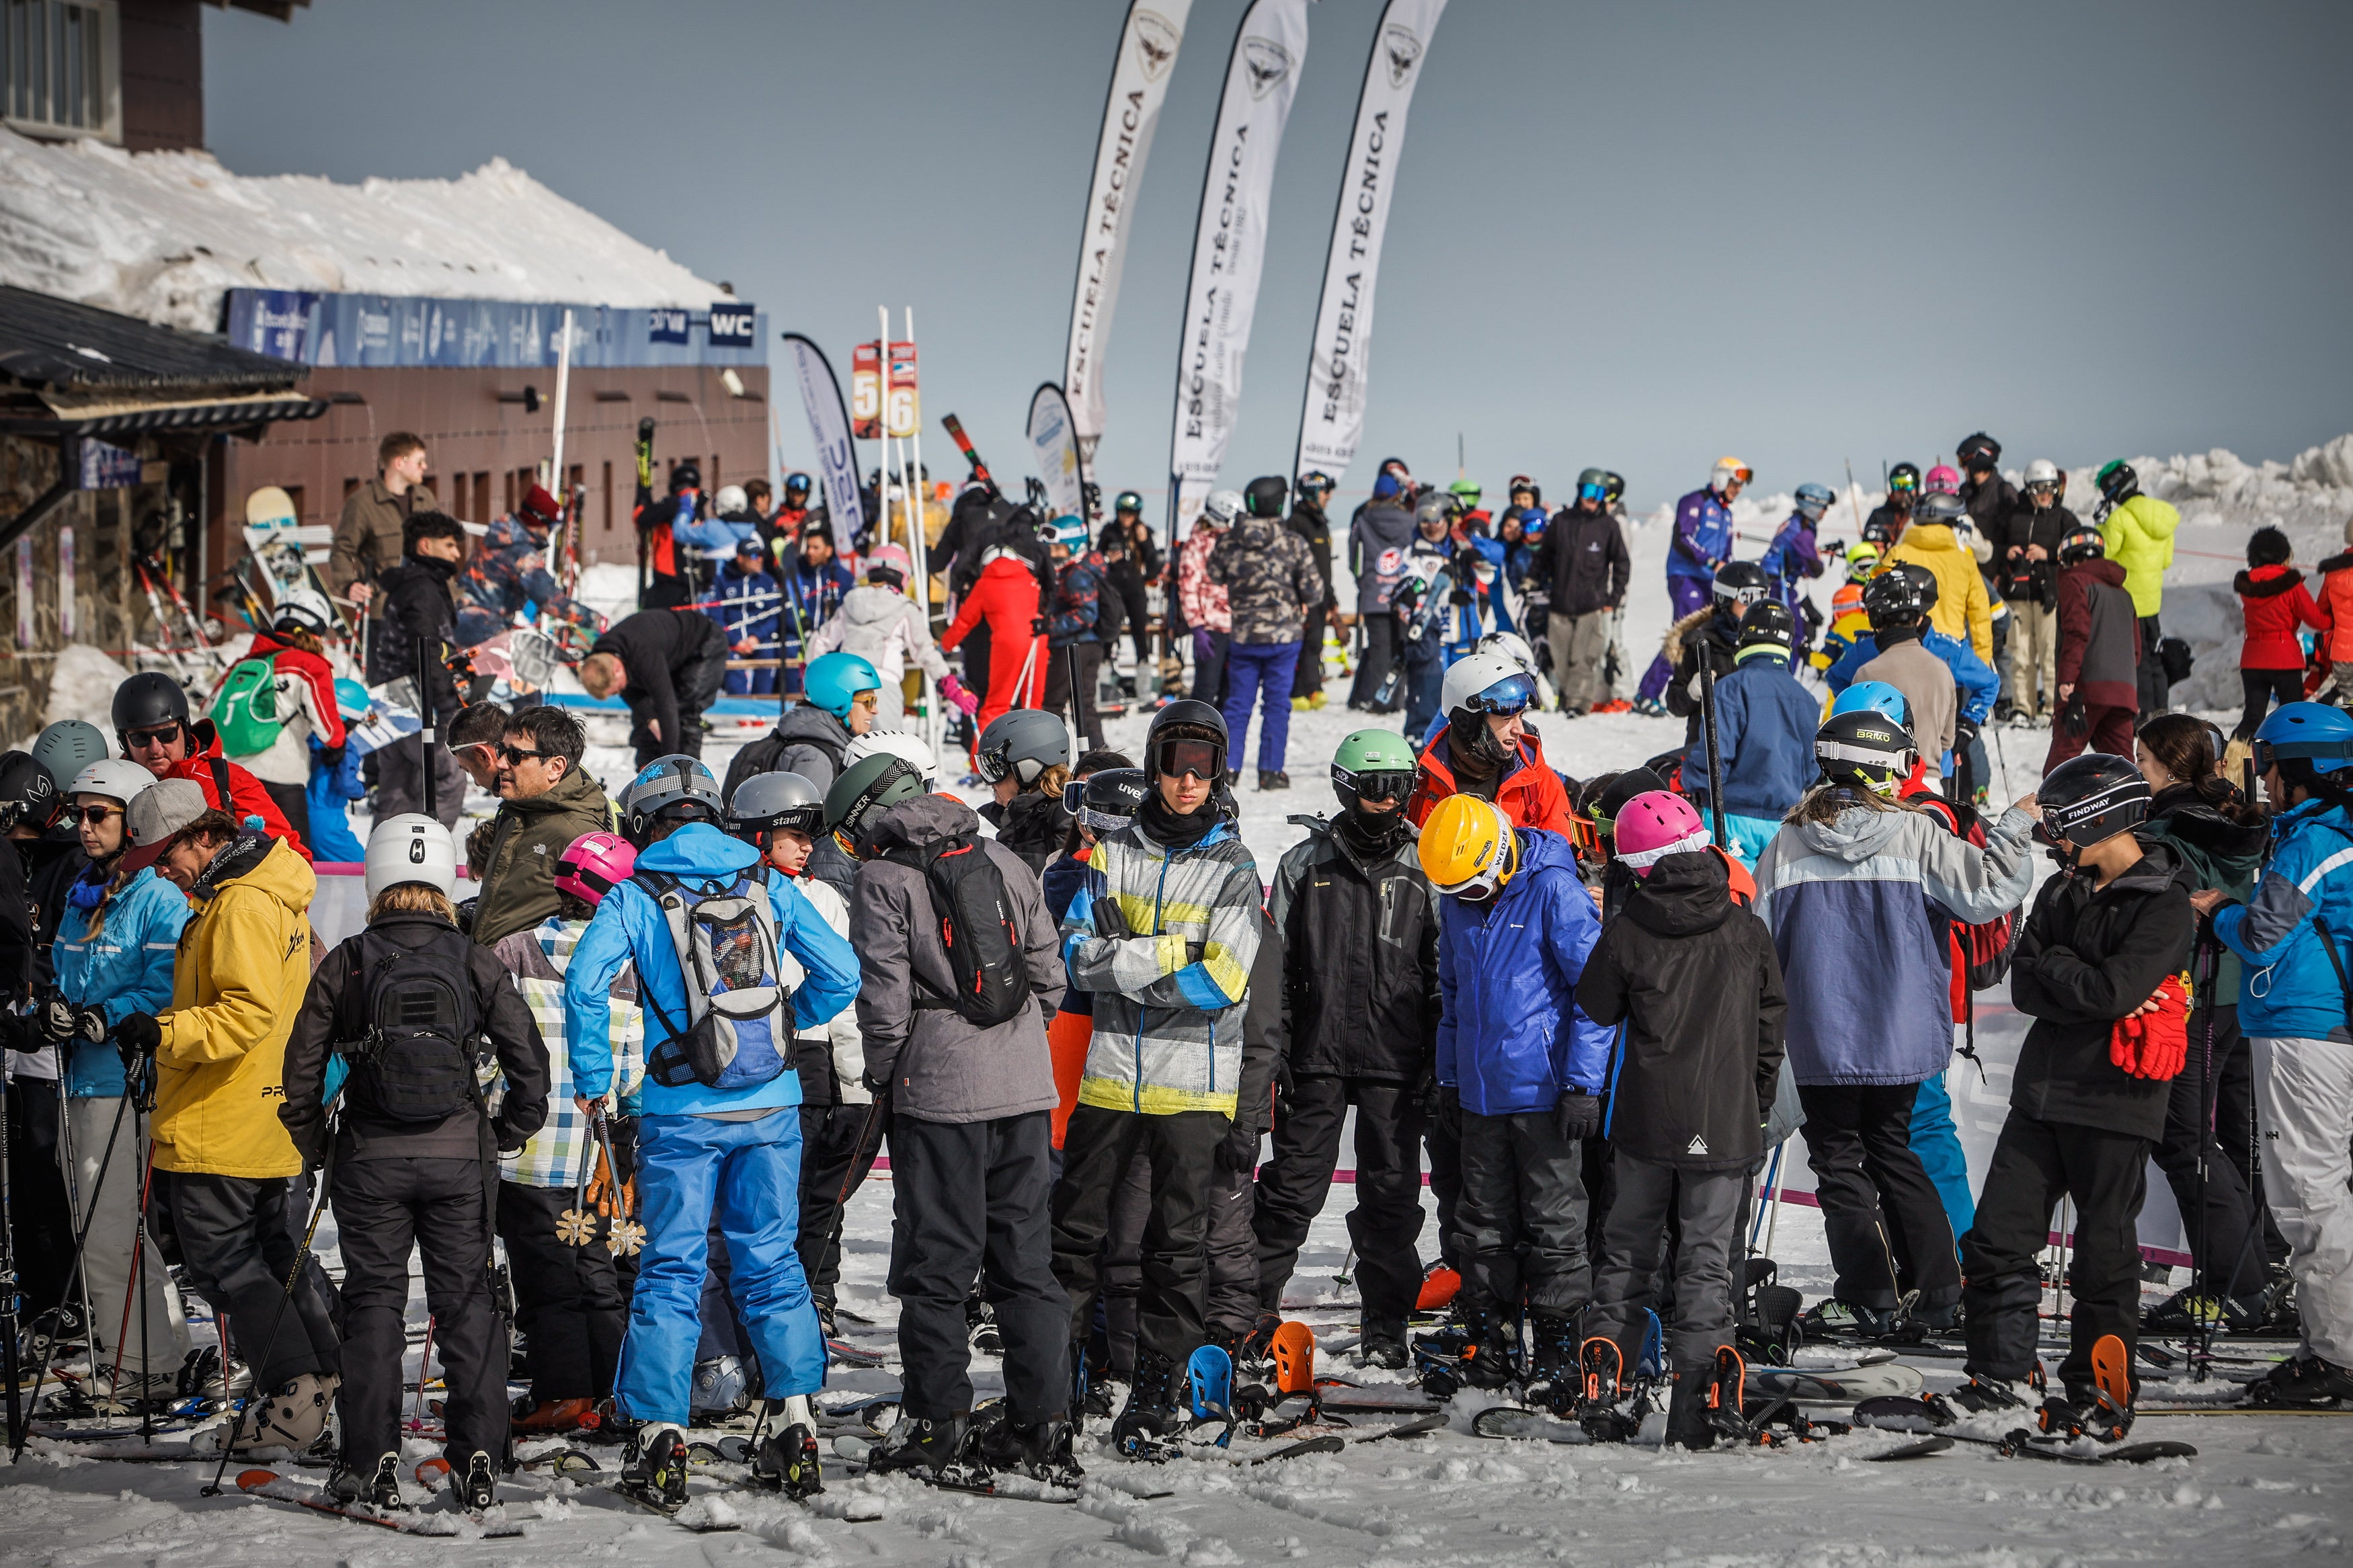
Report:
648,308,690,345
77,438,141,491
1134,9,1180,78
1241,36,1292,97
709,304,757,347
1383,24,1424,86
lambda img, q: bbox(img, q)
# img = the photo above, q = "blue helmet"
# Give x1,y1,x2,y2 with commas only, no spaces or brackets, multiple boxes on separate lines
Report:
1794,483,1835,521
1831,679,1911,729
1049,513,1090,551
2254,702,2353,776
803,651,882,721
333,677,372,722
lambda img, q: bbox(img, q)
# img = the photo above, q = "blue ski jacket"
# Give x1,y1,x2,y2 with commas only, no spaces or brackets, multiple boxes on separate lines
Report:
1435,827,1613,1114
56,867,188,1099
1825,628,1999,725
1759,512,1824,618
1685,651,1822,821
566,823,859,1116
1667,487,1734,581
2217,797,2353,1044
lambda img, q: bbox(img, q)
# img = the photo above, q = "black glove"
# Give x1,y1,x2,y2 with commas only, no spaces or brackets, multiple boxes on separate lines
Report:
317,744,347,772
1553,1089,1602,1143
1215,1115,1260,1173
1448,587,1472,607
1433,1085,1462,1138
1031,616,1048,636
115,1012,162,1067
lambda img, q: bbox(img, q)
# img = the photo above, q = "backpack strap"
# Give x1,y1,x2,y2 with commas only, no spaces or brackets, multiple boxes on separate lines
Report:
208,755,236,818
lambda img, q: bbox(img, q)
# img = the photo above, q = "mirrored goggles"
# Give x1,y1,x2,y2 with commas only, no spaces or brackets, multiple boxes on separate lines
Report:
1463,673,1538,716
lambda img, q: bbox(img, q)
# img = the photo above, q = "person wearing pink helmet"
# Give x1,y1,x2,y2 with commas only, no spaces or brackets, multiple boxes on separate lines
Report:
803,543,963,724
1576,788,1788,1447
1924,464,1963,497
485,829,646,1436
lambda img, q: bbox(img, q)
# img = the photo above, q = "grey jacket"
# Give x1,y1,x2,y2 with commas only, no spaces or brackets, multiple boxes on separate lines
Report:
850,793,1065,1124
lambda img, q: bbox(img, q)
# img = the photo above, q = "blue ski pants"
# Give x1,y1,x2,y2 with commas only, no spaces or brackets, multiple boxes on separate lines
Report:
1910,1069,1977,1239
1221,640,1302,774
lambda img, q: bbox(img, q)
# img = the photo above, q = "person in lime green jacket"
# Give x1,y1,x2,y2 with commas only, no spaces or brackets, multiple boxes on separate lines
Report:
2094,460,2180,716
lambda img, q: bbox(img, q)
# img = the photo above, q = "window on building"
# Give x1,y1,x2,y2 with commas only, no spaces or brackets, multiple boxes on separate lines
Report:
602,460,613,532
284,485,305,523
343,477,360,503
470,472,489,526
2,0,120,143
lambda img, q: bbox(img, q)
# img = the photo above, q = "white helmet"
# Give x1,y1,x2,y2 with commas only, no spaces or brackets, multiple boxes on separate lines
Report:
1474,630,1540,676
843,727,939,788
270,587,333,638
70,758,155,807
1439,650,1527,717
364,813,457,901
2024,458,2061,486
713,483,749,515
1199,490,1244,528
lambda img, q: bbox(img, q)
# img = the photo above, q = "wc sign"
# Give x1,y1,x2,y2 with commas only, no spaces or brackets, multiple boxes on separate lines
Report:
708,302,758,348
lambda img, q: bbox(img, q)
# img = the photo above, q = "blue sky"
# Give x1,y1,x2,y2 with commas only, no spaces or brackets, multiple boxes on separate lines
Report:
207,0,2351,509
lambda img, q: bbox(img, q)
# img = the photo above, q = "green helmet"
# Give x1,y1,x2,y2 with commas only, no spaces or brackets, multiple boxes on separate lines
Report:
1447,479,1482,505
824,753,926,850
1331,728,1420,810
1114,490,1144,515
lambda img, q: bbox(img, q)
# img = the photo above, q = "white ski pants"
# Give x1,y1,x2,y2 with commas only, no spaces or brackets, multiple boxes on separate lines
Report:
67,1097,191,1378
2249,1036,2353,1364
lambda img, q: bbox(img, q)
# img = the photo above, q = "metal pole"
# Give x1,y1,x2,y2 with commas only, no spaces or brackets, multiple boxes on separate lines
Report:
1698,641,1728,846
417,622,439,823
0,1071,24,1455
547,307,575,602
905,307,939,759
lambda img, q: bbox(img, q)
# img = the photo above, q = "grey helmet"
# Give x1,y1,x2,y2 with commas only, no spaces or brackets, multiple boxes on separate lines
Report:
975,708,1072,788
726,769,826,840
623,754,723,837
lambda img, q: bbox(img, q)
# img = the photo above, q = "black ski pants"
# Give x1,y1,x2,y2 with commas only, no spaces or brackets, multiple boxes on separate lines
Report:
2153,1003,2271,1297
1203,1164,1259,1340
1425,1104,1463,1272
1051,1104,1222,1370
1042,640,1107,751
159,1169,340,1393
1589,1154,1743,1379
1291,604,1328,700
1796,1081,1960,1312
497,1180,622,1403
1455,1109,1592,1317
1097,1147,1152,1375
1962,1112,2151,1393
798,1100,887,1307
6,1079,72,1319
1349,614,1400,710
334,1156,505,1466
889,1112,1068,1423
1252,1076,1427,1334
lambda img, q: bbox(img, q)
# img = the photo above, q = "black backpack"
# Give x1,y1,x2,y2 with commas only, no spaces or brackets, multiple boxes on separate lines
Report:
338,924,485,1124
883,834,1033,1028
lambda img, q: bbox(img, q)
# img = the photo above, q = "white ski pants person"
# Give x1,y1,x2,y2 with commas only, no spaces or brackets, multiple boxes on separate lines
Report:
2249,1036,2353,1364
67,1097,191,1379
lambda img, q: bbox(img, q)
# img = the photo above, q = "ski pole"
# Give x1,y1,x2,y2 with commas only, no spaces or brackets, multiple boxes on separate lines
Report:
11,1083,136,1454
200,1141,337,1497
0,1071,23,1456
1698,641,1728,848
1748,1143,1783,1256
1761,1142,1788,1259
409,1316,436,1432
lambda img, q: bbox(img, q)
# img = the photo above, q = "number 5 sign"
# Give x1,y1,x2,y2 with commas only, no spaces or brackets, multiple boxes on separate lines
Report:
885,341,920,438
850,341,883,440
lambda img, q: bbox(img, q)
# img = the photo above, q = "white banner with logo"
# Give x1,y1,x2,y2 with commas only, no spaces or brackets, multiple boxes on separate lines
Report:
1027,382,1090,523
779,333,866,542
1064,1,1194,459
1293,0,1447,484
1165,0,1312,540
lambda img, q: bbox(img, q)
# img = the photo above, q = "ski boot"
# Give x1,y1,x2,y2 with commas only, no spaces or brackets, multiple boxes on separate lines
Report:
973,1410,1084,1487
449,1450,497,1512
1259,770,1291,790
329,1450,405,1510
1359,1319,1410,1372
1796,1298,1892,1340
1110,1350,1181,1457
966,1296,1002,1357
1238,1311,1283,1373
748,1396,824,1497
512,1395,599,1434
1453,1306,1519,1391
1572,1338,1646,1443
2141,1287,2266,1335
1686,1345,1783,1450
868,1414,982,1482
2251,1353,2353,1407
2264,1264,2301,1333
620,1422,692,1510
813,1296,840,1340
1523,1313,1583,1411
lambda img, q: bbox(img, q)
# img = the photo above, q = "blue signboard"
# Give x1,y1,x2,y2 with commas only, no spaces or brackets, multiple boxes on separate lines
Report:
708,302,758,347
77,436,142,489
647,308,690,345
223,290,767,370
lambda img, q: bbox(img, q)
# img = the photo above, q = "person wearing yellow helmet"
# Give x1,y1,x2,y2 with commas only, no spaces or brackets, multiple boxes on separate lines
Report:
1417,792,1612,1400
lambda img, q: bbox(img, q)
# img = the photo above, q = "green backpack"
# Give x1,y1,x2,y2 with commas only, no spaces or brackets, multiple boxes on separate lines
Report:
209,657,285,757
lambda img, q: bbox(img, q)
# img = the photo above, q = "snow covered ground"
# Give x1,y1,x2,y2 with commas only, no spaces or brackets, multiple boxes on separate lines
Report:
7,445,2353,1562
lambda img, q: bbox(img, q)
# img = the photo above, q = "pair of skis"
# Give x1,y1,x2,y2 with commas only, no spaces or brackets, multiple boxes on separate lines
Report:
1850,1333,2198,1466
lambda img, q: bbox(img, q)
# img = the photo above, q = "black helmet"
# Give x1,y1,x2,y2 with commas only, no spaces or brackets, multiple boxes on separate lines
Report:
1244,475,1288,519
1712,560,1770,610
1886,461,1922,496
1064,768,1148,835
1956,432,2001,471
1815,709,1917,795
823,753,926,848
0,749,60,834
1114,489,1144,515
112,671,191,738
1602,471,1626,505
1862,562,1938,628
2096,460,2138,503
2040,753,2151,848
1295,471,1334,497
726,769,826,841
1146,698,1229,782
975,708,1072,788
1736,600,1796,656
670,460,702,493
1914,493,1968,528
2058,526,2107,566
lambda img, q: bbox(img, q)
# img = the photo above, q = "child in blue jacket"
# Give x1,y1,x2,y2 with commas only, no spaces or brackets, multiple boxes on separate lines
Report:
564,756,859,1503
1420,793,1613,1393
1684,602,1823,865
708,536,783,696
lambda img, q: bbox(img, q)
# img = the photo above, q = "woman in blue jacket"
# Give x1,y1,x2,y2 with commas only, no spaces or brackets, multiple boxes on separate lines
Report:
1422,794,1613,1393
1753,711,2037,1339
51,759,192,1397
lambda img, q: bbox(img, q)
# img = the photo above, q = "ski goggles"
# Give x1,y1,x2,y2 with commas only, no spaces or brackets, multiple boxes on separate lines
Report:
1462,673,1538,716
1150,737,1224,784
973,739,1023,785
740,807,825,841
2251,737,2353,775
2024,479,2061,499
1715,464,1753,486
1578,481,1607,501
1887,472,1920,494
1433,827,1518,901
1335,767,1416,802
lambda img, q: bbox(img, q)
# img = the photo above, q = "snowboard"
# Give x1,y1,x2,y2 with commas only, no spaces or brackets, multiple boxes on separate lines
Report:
243,487,348,634
1750,1362,1926,1402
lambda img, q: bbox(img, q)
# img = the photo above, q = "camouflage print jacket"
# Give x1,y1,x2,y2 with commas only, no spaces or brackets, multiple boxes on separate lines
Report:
1206,513,1325,646
454,514,606,647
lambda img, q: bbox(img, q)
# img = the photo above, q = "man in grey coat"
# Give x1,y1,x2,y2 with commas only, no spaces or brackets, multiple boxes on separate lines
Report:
849,790,1074,1483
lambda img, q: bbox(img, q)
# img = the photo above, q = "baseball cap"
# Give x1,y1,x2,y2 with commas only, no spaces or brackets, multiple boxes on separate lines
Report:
118,778,211,872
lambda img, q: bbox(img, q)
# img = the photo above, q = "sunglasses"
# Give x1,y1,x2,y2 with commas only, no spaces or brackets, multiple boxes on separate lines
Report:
121,723,183,750
1152,738,1223,783
497,744,548,766
73,805,122,827
1342,768,1415,801
851,691,881,710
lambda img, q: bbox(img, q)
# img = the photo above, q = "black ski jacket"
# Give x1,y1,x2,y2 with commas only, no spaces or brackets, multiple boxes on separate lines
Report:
588,609,726,764
1987,499,2080,609
1576,848,1785,1171
2008,839,2196,1141
1285,500,1338,612
982,788,1071,877
1536,503,1632,618
367,554,463,723
1269,813,1440,1081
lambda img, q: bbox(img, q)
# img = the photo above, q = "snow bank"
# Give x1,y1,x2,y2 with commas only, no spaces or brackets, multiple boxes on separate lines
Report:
0,127,721,332
41,641,128,731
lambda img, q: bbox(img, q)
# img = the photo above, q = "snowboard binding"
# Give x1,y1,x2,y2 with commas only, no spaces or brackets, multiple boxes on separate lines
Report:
1571,1337,1653,1443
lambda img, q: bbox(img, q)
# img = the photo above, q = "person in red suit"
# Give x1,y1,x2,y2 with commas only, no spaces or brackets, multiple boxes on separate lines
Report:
942,538,1047,745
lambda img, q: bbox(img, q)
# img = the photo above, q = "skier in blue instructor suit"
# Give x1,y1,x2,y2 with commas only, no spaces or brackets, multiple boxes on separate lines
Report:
565,755,860,1502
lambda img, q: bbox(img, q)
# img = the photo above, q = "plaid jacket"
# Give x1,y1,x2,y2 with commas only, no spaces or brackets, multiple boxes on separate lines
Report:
491,917,643,1189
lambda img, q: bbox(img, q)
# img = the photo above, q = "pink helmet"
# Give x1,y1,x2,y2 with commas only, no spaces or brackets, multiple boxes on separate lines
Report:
1924,464,1962,496
866,543,913,583
555,830,636,907
1613,790,1710,878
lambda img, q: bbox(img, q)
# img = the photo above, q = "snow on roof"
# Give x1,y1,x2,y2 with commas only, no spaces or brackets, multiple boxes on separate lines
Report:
0,126,722,333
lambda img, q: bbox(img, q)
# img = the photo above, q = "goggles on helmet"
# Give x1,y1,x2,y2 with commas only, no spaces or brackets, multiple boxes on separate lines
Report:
1150,736,1224,783
1888,471,1919,494
1435,825,1517,901
1462,673,1538,717
1336,767,1417,802
2251,736,2353,776
1060,778,1142,834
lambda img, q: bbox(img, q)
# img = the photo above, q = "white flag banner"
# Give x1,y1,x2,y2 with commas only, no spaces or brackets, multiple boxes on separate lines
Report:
1165,0,1311,540
1064,1,1194,458
779,333,866,541
1027,382,1090,522
1293,0,1447,483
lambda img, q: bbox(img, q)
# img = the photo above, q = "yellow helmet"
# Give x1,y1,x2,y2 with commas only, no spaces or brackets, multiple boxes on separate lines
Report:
1416,794,1519,899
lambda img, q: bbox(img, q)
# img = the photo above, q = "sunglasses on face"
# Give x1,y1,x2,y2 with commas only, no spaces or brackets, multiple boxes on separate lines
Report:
73,806,122,827
122,723,182,750
497,744,547,766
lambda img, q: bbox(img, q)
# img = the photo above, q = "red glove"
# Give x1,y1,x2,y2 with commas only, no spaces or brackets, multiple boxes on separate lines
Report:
2109,974,2189,1081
